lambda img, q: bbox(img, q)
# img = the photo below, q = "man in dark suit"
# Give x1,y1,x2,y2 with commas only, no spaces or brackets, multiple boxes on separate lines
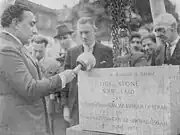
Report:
63,17,113,126
153,13,180,65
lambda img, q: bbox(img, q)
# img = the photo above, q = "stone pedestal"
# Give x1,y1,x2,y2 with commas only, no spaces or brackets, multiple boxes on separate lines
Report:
66,125,123,135
68,66,180,135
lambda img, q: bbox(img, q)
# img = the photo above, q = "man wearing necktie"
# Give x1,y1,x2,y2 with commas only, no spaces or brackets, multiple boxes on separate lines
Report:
0,4,76,135
153,13,180,65
63,17,113,126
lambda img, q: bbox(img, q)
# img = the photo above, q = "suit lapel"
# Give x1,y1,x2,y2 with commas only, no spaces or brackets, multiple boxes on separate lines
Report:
0,32,38,69
22,47,38,68
171,39,180,60
92,43,101,68
79,45,84,55
70,45,83,68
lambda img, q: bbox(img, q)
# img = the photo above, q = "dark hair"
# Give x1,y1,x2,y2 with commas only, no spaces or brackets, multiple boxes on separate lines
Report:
129,32,141,41
31,35,49,48
1,4,31,28
139,24,153,33
141,34,156,43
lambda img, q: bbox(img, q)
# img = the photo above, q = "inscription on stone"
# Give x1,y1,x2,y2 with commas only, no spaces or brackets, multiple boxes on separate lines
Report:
78,66,179,135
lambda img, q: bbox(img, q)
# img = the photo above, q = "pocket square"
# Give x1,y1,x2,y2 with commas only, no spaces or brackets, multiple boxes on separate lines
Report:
100,61,107,64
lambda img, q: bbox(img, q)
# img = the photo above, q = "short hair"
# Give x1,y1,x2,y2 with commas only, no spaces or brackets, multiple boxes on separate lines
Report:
141,34,156,43
31,35,49,48
154,13,177,29
129,32,141,41
1,4,32,28
77,17,97,29
139,24,152,33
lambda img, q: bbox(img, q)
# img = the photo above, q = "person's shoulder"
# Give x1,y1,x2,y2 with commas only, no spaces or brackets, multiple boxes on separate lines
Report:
0,40,21,57
43,57,59,65
130,52,147,66
96,42,112,51
40,57,62,69
0,33,24,59
67,45,82,53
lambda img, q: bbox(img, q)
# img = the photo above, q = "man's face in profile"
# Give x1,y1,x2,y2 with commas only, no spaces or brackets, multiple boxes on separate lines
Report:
154,26,173,43
15,11,37,44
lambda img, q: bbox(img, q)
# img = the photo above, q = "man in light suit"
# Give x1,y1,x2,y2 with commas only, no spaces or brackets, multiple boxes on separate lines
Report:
63,17,113,126
0,4,76,135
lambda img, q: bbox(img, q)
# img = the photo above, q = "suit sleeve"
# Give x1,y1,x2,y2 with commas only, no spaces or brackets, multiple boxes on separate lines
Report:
64,50,72,70
60,50,71,107
0,47,63,102
152,45,165,66
105,47,114,68
62,50,77,111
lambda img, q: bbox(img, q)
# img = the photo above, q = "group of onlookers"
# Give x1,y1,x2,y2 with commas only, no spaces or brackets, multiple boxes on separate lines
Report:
0,3,180,135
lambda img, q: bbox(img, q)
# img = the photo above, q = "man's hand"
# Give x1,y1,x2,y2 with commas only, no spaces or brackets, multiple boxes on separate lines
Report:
63,105,71,123
59,69,76,84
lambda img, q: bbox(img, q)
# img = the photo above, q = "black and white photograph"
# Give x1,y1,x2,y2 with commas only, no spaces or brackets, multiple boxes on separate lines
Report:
0,0,180,135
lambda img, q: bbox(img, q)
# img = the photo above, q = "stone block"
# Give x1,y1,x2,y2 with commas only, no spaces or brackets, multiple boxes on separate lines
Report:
66,125,123,135
78,66,180,135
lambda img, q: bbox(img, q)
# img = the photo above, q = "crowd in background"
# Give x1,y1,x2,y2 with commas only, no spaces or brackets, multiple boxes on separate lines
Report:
23,11,180,133
27,12,180,69
114,12,180,67
0,2,180,135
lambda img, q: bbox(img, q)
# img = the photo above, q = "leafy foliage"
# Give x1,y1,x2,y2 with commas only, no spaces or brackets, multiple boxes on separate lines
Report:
65,0,179,40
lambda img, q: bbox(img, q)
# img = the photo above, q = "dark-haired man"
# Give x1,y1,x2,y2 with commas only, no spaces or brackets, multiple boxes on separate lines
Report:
141,34,158,66
0,4,75,135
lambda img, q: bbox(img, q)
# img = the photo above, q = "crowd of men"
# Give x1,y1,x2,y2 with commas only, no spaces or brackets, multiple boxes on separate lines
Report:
118,12,180,67
0,3,180,135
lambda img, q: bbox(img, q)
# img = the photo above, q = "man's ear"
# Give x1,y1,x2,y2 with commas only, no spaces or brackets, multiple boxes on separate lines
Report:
171,23,177,31
12,18,20,30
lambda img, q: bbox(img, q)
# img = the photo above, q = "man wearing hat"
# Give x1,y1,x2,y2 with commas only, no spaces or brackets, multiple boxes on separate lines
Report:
153,13,180,65
52,24,76,125
46,24,75,66
53,24,75,65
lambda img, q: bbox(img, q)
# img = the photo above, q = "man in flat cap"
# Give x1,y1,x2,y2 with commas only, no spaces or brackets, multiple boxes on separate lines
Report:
153,13,180,65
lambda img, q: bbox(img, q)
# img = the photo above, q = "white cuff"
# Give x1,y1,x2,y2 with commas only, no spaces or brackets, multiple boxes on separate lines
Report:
59,74,66,88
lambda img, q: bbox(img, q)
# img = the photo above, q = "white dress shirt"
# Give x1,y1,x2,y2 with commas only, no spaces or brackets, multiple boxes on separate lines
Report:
83,41,95,53
170,36,180,56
